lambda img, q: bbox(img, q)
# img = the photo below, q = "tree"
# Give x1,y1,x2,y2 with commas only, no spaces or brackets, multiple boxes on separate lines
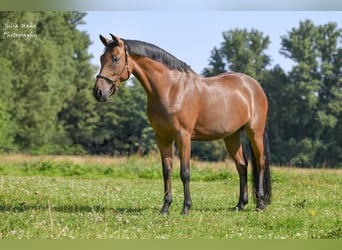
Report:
220,28,271,79
0,11,157,156
280,20,342,167
261,65,293,165
202,47,226,76
55,14,99,154
0,12,96,154
0,59,16,151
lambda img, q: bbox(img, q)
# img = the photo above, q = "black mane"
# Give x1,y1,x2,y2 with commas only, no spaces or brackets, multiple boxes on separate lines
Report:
122,39,192,73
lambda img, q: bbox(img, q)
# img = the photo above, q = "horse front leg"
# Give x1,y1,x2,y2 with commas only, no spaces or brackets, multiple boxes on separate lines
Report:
156,135,173,215
176,131,192,215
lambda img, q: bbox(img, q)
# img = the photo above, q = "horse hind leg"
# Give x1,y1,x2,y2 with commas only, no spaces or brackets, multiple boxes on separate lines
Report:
245,126,272,211
224,132,248,211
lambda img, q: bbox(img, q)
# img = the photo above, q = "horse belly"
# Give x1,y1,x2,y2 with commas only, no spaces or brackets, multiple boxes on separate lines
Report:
192,116,241,141
192,94,250,141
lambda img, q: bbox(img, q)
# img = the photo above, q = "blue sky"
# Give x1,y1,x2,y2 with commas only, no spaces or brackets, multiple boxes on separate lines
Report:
82,11,341,74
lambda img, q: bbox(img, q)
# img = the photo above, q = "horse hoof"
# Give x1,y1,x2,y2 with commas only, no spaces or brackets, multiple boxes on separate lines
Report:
160,210,169,216
230,206,243,211
181,208,190,215
231,202,246,211
255,206,266,212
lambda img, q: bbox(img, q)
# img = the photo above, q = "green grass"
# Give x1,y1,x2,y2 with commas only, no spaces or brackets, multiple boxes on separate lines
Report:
0,154,341,239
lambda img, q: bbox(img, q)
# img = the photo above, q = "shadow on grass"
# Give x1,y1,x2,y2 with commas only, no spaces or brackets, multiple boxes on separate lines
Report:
192,206,252,213
0,203,148,214
0,203,254,215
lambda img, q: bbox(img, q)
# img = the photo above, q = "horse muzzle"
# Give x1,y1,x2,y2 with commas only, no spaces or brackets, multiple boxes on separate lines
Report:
93,85,111,102
93,75,120,101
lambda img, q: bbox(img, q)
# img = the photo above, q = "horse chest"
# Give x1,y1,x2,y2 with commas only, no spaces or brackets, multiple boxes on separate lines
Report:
148,114,177,141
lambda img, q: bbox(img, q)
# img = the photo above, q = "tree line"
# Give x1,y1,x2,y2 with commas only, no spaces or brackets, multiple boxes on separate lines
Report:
0,12,341,168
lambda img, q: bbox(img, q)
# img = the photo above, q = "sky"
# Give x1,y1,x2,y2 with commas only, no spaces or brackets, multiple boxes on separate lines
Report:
82,11,341,74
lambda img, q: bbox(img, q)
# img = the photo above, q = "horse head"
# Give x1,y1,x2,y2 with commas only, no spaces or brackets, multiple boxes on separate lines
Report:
93,34,130,101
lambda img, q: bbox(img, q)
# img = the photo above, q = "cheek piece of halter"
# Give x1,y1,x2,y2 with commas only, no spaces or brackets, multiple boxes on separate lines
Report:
96,45,130,95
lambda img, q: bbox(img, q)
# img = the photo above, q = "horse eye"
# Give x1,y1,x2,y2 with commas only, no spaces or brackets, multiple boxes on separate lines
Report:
112,56,120,63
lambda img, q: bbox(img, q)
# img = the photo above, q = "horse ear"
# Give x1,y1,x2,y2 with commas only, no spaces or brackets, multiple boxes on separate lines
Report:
109,33,122,46
99,34,110,46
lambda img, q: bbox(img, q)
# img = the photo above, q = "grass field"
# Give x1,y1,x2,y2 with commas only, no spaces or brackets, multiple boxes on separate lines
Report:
0,154,341,239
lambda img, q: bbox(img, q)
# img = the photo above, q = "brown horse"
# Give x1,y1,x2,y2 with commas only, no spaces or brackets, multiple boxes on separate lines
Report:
93,34,271,214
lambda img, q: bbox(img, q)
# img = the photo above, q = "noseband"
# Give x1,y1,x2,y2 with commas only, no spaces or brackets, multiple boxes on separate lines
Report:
96,45,130,93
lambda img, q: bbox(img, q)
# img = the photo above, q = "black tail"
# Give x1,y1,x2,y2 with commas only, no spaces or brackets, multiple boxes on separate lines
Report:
250,128,272,205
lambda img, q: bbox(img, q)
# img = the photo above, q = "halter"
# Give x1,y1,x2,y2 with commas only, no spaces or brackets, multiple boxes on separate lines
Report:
96,45,130,93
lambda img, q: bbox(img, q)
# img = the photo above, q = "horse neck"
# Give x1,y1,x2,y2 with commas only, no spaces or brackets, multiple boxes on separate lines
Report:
130,56,187,100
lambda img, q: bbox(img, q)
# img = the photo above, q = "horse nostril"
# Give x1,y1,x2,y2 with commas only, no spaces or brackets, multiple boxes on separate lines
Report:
97,88,102,98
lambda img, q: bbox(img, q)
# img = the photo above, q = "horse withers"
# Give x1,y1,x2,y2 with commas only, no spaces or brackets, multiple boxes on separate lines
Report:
93,34,271,214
